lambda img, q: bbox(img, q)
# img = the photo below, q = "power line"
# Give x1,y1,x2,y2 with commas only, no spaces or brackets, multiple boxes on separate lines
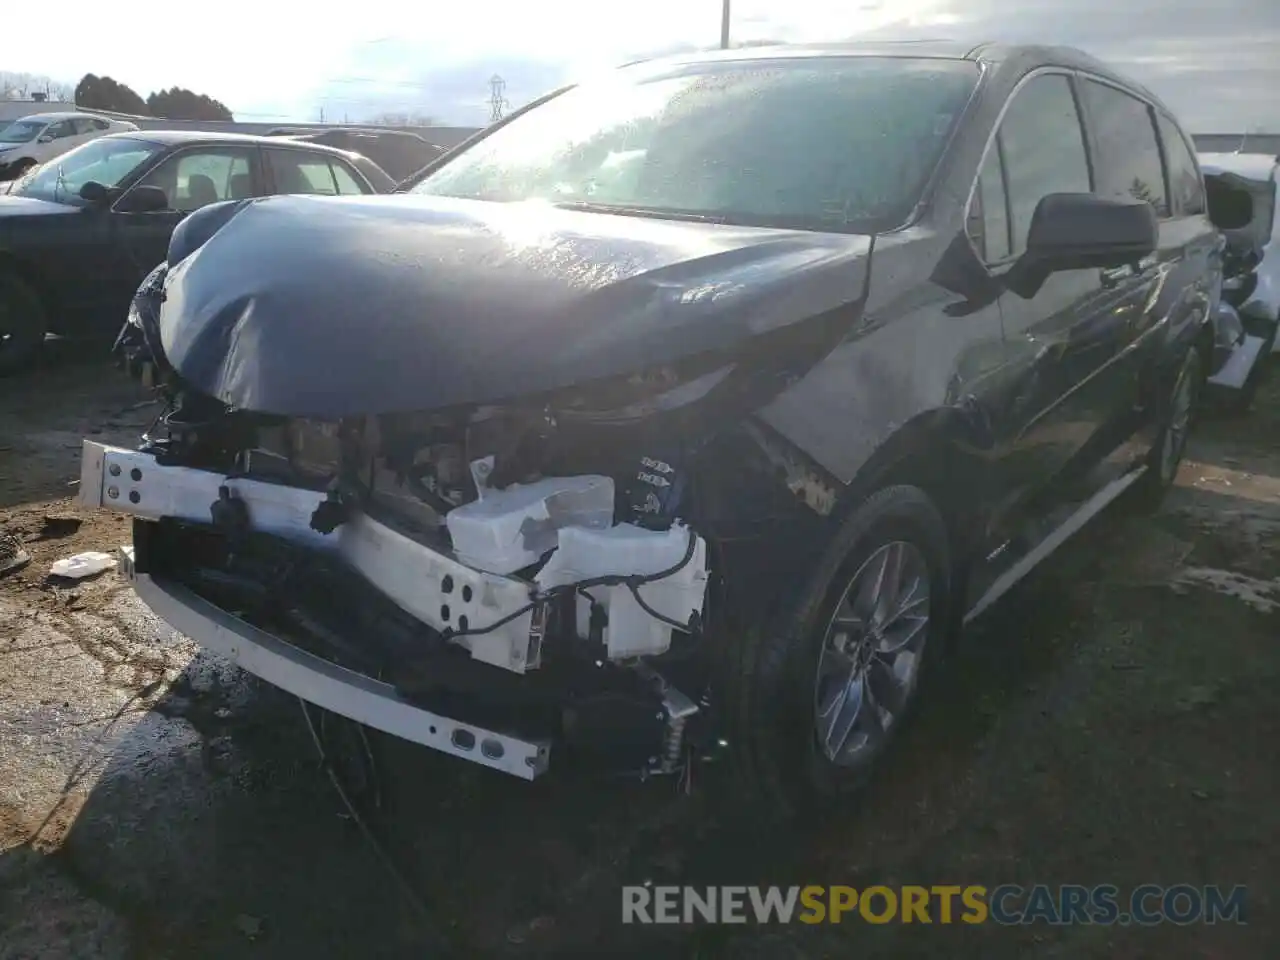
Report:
321,77,440,88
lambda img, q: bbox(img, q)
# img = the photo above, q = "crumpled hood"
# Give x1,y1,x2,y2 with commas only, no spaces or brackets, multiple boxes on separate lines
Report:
159,193,873,418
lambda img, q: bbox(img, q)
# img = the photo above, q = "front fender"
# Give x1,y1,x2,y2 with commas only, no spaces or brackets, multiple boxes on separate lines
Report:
114,262,171,385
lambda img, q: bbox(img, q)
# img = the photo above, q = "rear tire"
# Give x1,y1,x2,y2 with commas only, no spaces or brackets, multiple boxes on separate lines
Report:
0,270,47,375
720,485,952,822
1132,344,1202,512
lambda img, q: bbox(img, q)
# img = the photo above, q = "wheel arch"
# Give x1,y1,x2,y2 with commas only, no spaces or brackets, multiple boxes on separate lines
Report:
836,405,997,568
0,250,57,324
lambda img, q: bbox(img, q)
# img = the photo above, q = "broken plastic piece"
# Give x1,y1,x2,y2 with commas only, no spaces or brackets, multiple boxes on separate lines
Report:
0,534,31,577
446,469,615,574
535,523,709,659
49,551,117,579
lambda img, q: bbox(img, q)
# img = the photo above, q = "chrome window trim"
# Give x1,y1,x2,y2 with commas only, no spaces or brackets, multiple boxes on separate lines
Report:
961,65,1087,265
962,63,1178,264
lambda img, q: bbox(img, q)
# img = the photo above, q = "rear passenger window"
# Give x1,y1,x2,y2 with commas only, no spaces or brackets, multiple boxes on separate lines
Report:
995,74,1092,256
1157,113,1206,216
331,161,370,195
268,151,334,195
1081,80,1169,217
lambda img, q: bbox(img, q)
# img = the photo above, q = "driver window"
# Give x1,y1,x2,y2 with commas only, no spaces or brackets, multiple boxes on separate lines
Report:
994,74,1092,256
46,120,76,140
136,149,254,212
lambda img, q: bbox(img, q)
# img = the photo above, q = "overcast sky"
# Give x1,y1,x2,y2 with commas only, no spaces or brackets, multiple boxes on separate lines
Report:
6,0,1278,131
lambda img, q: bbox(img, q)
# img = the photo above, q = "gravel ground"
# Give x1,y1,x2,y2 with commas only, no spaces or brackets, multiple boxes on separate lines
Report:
0,348,1277,958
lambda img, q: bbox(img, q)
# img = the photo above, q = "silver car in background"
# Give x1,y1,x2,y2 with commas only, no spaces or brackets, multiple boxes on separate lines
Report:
1200,152,1280,407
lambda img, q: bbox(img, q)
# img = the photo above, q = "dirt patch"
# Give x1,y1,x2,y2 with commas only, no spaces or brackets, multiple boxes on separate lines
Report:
0,356,1277,958
0,348,155,630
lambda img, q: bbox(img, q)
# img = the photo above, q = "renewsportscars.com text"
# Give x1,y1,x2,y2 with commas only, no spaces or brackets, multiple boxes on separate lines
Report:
622,884,1248,926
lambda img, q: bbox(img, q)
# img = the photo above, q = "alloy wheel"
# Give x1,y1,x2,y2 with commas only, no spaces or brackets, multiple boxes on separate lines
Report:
1160,357,1198,483
813,540,931,766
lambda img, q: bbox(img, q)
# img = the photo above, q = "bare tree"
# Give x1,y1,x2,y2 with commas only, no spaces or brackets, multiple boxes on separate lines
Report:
0,71,73,101
367,110,438,128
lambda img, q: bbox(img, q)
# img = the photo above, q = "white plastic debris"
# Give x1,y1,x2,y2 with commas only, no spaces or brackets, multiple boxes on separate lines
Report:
535,522,709,659
445,463,615,574
49,551,117,579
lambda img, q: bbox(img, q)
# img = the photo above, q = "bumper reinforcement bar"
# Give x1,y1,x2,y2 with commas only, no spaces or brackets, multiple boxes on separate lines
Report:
120,546,551,780
80,440,541,674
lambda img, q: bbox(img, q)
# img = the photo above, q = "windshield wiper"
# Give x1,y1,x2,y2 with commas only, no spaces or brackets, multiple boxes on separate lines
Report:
53,162,67,204
550,200,728,224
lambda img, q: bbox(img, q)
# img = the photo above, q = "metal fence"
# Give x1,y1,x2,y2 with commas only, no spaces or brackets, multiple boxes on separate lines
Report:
0,99,480,149
1192,133,1280,156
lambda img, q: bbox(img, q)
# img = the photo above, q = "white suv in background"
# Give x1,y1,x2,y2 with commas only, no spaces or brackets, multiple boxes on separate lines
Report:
0,112,139,181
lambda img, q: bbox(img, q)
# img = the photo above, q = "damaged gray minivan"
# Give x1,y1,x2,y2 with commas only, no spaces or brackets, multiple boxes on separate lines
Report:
98,42,1216,816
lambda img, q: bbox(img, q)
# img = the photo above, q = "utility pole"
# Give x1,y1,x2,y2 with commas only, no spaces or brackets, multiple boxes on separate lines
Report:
720,0,731,49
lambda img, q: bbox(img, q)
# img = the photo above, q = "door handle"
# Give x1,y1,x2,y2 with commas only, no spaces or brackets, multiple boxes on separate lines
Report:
1100,264,1134,288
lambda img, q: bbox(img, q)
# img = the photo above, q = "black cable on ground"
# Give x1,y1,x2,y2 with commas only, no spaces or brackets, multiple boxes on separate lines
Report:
299,699,455,957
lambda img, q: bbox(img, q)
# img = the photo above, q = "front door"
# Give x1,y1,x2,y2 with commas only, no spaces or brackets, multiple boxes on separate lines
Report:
111,145,262,305
37,118,79,164
983,72,1152,523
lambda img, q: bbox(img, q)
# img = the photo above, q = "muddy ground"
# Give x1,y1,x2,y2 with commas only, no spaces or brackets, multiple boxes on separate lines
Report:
0,348,1276,959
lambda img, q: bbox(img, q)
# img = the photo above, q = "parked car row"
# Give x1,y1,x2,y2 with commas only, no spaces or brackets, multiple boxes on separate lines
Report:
85,42,1277,820
264,126,446,183
0,129,397,372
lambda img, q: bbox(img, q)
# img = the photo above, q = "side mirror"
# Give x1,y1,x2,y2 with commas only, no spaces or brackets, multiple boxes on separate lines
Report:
1009,193,1157,298
115,185,170,214
37,133,54,144
78,181,111,205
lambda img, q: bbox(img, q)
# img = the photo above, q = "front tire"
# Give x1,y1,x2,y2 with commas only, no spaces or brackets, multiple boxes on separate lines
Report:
721,485,953,821
0,270,47,375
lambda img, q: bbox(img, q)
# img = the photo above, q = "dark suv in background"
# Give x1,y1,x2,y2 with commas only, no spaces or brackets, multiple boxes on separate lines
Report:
0,131,394,373
101,42,1217,818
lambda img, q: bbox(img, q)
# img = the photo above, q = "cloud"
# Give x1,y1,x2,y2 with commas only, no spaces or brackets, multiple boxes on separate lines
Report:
4,0,1278,130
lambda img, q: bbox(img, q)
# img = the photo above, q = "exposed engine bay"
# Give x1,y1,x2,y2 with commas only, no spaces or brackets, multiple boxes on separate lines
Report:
108,288,842,779
172,398,713,670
